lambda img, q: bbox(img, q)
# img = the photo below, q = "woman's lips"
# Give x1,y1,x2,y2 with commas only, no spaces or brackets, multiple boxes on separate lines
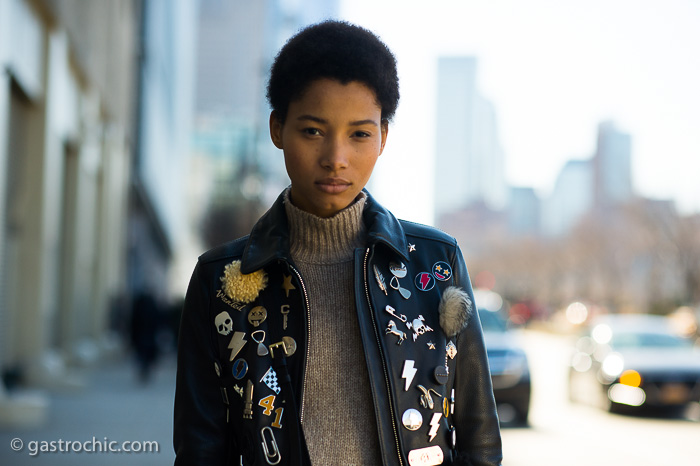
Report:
316,178,351,194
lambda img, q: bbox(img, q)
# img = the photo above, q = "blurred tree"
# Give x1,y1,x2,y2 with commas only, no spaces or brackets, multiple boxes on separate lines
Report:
457,198,699,318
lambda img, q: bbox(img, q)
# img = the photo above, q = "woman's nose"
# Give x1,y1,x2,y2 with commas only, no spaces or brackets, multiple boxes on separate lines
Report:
320,135,349,171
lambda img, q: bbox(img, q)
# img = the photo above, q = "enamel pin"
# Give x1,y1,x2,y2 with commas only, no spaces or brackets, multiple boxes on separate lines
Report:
243,380,254,420
432,261,452,281
261,366,281,394
228,331,247,361
402,360,417,391
428,413,442,442
434,365,449,385
281,274,296,297
215,311,233,336
446,340,457,359
414,272,435,292
384,305,408,323
373,265,388,296
408,446,443,466
417,385,442,410
251,330,268,356
385,320,407,345
232,358,248,379
406,315,434,341
389,262,411,299
248,306,267,327
402,408,423,431
280,305,290,330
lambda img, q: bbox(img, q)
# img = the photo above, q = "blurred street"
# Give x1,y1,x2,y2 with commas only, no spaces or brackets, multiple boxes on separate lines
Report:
0,355,176,466
501,330,700,466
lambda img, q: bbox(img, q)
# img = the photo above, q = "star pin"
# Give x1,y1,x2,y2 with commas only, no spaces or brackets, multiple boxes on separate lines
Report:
282,274,296,297
427,341,436,350
408,243,416,253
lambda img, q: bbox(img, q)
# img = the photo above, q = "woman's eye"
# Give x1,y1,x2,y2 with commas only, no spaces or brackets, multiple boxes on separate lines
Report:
303,128,321,136
354,131,371,138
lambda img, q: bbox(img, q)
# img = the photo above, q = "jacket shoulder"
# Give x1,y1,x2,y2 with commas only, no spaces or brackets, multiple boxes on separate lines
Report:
399,219,457,247
198,235,249,264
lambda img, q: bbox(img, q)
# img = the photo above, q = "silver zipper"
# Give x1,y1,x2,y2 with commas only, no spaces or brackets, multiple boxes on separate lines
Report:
288,263,311,424
363,247,404,466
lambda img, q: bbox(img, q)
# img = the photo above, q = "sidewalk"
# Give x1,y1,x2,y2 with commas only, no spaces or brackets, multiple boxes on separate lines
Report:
0,354,176,466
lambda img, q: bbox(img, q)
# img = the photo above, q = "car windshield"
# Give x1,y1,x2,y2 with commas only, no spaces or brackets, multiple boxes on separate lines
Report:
611,332,693,350
478,309,508,333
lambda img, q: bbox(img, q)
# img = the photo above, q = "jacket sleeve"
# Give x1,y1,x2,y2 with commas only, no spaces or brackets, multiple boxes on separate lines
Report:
173,261,231,465
451,243,503,466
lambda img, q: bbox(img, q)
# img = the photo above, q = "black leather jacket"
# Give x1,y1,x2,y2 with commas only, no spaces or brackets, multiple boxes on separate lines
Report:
174,191,502,466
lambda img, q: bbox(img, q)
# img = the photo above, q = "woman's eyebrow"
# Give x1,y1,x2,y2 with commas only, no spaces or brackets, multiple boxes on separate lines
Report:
297,114,326,124
296,115,378,127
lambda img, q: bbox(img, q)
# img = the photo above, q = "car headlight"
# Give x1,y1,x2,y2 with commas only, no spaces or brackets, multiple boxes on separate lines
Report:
601,353,624,378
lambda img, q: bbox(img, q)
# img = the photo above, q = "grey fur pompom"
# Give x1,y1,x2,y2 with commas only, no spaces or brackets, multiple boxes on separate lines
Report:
439,286,472,337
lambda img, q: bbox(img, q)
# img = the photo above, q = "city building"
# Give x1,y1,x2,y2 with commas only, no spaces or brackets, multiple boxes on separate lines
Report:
435,56,507,217
0,0,198,429
594,120,633,207
542,159,594,237
0,0,138,427
508,187,541,236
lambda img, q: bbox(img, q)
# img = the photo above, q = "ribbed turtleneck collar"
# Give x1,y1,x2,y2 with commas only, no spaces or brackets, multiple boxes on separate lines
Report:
284,188,367,264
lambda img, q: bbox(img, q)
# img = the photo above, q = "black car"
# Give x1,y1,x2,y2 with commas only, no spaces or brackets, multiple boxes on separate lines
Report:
568,314,700,413
477,296,531,425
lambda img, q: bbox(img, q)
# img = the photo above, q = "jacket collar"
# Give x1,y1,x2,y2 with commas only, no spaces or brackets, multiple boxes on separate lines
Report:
240,189,409,273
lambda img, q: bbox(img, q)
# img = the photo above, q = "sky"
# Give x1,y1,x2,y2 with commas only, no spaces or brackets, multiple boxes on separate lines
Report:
339,0,700,225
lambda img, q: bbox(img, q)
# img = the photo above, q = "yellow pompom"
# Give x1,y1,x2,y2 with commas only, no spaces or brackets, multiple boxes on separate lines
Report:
220,260,268,303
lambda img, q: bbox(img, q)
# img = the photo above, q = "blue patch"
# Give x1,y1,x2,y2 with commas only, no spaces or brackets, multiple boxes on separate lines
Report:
432,261,452,281
232,358,248,379
414,272,435,291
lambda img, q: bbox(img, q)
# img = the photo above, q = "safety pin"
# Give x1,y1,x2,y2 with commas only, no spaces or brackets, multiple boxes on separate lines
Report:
385,305,408,323
261,426,281,465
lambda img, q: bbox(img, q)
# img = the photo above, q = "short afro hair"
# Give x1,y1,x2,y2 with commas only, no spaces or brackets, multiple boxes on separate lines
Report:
267,20,399,123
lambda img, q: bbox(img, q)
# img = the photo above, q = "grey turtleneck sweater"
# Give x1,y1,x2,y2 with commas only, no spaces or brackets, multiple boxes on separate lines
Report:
284,190,382,466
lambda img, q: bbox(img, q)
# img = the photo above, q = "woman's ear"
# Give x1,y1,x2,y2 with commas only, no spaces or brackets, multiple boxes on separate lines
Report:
379,121,389,155
269,112,284,149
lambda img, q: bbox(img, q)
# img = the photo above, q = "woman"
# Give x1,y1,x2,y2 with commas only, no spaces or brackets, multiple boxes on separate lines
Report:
174,20,502,466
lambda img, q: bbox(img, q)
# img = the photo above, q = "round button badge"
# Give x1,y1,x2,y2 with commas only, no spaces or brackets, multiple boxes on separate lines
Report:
414,272,435,291
432,261,452,281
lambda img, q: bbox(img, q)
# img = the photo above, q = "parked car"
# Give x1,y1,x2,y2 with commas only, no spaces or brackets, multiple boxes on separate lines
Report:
477,302,531,425
568,314,700,413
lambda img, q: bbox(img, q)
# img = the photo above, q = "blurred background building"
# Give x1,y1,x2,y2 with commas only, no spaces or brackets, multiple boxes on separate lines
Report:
0,0,197,427
435,56,507,217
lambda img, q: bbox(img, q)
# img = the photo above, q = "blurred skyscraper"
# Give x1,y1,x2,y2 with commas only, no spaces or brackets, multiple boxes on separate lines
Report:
542,122,633,236
508,187,541,236
594,120,633,207
435,57,507,217
542,160,594,237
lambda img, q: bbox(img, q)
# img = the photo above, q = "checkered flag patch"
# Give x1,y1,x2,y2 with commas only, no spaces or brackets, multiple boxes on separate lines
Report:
260,366,281,394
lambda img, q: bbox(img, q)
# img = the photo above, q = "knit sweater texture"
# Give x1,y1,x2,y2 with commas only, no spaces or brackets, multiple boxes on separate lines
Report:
284,190,382,465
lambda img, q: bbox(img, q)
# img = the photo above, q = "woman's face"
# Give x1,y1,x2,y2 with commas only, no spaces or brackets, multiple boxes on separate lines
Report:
270,78,388,218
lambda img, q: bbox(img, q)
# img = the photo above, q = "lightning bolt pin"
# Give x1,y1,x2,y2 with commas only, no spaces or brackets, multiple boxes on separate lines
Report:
428,412,442,442
402,360,417,391
228,331,247,361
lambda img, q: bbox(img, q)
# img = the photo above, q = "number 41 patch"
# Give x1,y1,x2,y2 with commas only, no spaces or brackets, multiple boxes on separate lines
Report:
258,395,284,428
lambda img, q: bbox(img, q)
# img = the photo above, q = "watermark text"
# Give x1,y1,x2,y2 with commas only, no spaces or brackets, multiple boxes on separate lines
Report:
10,437,160,456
